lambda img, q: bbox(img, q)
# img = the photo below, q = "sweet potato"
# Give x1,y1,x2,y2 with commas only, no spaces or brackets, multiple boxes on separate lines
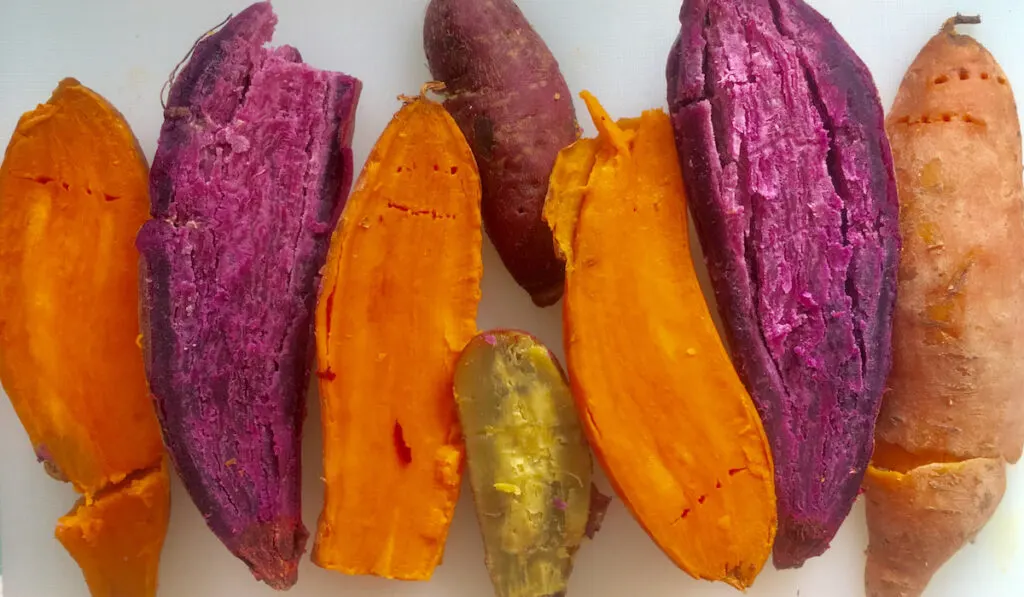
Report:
454,330,595,597
312,90,481,580
136,2,361,588
865,17,1024,597
56,463,171,597
424,0,576,306
544,92,776,589
666,0,900,567
865,459,1006,597
0,78,169,597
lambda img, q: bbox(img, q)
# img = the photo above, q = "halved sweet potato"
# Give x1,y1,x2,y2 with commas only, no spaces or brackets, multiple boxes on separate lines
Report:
667,0,900,567
0,78,169,597
137,3,362,587
454,330,594,597
544,92,776,589
56,463,171,597
0,78,162,496
313,90,482,580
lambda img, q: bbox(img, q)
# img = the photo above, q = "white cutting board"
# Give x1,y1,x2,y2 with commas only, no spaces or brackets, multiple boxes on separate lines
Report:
1,0,1022,596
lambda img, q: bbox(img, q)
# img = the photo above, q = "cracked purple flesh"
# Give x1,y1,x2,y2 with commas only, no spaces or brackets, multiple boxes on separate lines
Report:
136,2,361,588
667,0,899,567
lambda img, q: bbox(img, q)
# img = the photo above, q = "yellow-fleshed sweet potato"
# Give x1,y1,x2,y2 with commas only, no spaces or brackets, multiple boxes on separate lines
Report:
454,330,598,597
865,17,1024,597
0,78,169,597
544,91,776,589
313,88,482,579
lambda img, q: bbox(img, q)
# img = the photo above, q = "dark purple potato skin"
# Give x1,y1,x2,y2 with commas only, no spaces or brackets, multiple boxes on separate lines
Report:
424,0,577,307
667,0,899,568
137,1,360,588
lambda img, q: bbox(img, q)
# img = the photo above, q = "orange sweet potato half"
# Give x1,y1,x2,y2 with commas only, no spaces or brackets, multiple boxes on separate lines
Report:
56,464,171,597
313,88,482,579
543,92,776,588
0,78,169,597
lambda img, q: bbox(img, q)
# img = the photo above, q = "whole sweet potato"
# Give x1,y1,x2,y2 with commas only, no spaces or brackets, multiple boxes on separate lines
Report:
865,17,1024,597
424,0,576,306
667,0,900,568
137,2,361,588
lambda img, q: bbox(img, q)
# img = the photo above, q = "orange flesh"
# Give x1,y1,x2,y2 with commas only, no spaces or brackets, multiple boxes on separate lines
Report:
313,96,482,579
0,78,163,494
872,440,963,474
544,92,777,588
0,78,168,597
56,463,171,597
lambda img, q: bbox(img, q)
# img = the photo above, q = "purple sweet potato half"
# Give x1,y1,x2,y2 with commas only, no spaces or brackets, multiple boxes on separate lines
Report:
424,0,577,307
666,0,899,568
136,1,361,588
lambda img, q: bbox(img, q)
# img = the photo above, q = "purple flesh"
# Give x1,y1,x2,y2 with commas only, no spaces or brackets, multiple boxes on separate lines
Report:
137,2,360,588
667,0,898,568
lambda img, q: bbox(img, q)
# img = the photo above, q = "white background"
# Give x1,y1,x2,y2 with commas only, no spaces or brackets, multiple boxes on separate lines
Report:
1,1,1022,596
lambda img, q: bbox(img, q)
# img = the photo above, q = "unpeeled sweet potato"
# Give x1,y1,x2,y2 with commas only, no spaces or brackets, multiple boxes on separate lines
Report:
667,0,900,567
0,78,169,597
424,0,576,306
865,17,1024,597
454,330,596,597
544,92,776,589
137,2,361,588
313,89,482,580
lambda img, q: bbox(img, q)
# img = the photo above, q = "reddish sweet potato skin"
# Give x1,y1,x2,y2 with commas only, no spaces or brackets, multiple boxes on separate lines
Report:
865,459,1006,597
864,19,1024,597
877,22,1024,466
424,0,576,306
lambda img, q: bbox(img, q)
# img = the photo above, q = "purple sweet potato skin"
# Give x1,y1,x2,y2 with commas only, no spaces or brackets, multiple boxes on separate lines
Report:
424,0,576,307
136,2,360,588
667,0,899,568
